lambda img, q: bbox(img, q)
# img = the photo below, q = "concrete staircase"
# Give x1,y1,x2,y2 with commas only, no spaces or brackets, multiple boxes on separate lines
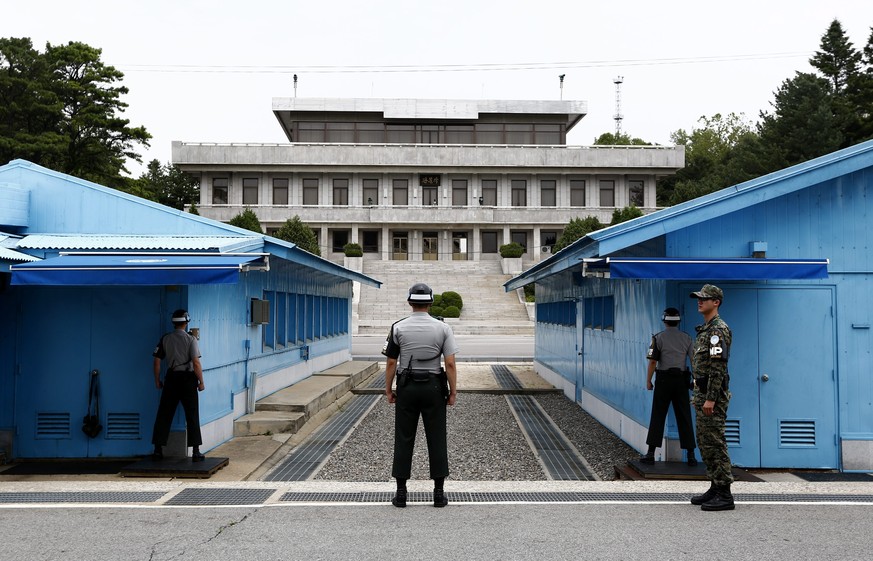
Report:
233,361,379,437
357,260,534,335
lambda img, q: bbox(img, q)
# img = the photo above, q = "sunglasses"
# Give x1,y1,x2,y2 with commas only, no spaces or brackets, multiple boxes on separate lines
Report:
696,297,715,302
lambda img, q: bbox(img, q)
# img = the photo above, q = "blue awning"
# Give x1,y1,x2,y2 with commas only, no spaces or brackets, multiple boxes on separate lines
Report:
10,254,267,286
587,257,829,280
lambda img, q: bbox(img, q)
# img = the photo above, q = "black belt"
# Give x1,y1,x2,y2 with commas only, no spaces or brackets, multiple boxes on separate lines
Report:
168,369,194,374
656,369,688,375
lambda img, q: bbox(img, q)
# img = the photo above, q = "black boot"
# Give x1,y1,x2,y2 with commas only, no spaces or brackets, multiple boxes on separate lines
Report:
686,451,698,467
700,485,735,511
392,490,407,508
639,445,656,464
690,483,716,505
433,489,448,508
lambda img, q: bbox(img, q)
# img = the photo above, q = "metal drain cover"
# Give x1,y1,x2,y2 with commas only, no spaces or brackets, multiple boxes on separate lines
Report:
165,488,276,506
0,492,165,504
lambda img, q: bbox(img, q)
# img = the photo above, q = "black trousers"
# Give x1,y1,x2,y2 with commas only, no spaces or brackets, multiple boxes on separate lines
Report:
152,371,202,447
392,376,448,479
646,372,696,450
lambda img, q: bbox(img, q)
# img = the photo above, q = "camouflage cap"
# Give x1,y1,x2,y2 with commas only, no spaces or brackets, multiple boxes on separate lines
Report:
689,284,723,301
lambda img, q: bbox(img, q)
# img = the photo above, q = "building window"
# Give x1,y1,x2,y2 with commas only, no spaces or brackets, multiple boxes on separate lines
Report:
570,179,586,207
362,178,379,206
541,230,558,250
510,231,527,251
212,177,228,205
362,230,379,253
386,125,415,143
476,124,503,144
481,179,497,206
506,124,533,144
511,180,527,207
326,122,354,143
303,178,319,205
445,125,474,144
273,178,289,205
332,230,350,252
540,180,556,207
534,124,562,145
333,178,349,206
482,231,498,253
422,186,438,206
629,180,644,207
419,125,440,143
357,122,385,143
392,179,408,206
451,179,468,206
242,177,258,205
599,180,615,207
297,122,325,142
584,295,615,331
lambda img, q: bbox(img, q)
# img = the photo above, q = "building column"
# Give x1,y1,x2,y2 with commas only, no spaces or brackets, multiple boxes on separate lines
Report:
472,225,481,262
532,225,541,261
381,224,390,261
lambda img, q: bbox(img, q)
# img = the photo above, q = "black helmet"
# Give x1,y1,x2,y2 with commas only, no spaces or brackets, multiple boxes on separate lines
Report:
171,309,191,324
407,283,434,304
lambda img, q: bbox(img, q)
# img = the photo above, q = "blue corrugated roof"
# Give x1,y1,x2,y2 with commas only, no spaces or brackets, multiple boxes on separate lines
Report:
505,138,873,290
18,234,261,252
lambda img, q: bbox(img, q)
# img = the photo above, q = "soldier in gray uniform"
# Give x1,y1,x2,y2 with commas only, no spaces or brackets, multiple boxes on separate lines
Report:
688,285,734,511
383,283,459,508
151,309,206,462
641,307,697,466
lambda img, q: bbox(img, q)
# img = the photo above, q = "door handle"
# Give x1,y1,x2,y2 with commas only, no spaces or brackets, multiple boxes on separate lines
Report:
761,374,769,382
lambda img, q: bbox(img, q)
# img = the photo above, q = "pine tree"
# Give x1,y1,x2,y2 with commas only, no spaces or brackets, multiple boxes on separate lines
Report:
273,216,321,256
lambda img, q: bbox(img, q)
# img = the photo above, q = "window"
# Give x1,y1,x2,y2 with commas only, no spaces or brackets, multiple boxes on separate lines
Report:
212,177,228,205
288,293,298,344
445,125,474,144
536,301,575,326
386,125,415,143
333,178,349,205
273,178,289,205
511,180,527,207
570,179,586,207
475,124,503,144
541,230,558,249
419,125,440,143
482,231,498,253
297,122,325,142
506,124,533,144
599,180,615,207
540,180,556,207
262,291,275,350
534,124,562,145
326,122,354,143
393,179,408,205
481,179,497,206
276,292,286,347
362,230,379,253
584,295,615,330
357,122,385,143
362,178,379,206
242,177,258,205
303,178,319,205
332,230,350,252
629,179,644,207
452,179,468,206
510,231,527,251
422,186,438,206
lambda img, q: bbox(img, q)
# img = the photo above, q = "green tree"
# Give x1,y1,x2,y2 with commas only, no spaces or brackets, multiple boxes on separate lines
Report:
610,205,643,225
593,132,651,145
228,208,263,233
553,216,602,253
810,19,862,95
126,159,199,210
273,215,321,256
0,38,150,187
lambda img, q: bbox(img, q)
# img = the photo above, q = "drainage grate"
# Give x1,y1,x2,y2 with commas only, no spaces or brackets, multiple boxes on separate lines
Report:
491,364,523,390
367,370,386,389
507,395,595,481
164,488,276,506
278,491,873,504
263,394,380,481
0,492,165,504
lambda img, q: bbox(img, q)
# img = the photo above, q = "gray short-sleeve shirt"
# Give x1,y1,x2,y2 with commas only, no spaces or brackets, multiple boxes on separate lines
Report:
153,329,200,372
391,312,459,372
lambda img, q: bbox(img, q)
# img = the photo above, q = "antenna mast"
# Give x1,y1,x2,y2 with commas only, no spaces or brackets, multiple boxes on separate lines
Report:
613,76,624,138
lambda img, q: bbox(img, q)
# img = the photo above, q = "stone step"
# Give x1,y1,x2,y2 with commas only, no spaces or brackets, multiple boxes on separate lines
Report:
233,360,379,437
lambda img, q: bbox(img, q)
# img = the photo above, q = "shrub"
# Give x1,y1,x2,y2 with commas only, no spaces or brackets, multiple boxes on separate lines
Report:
228,207,263,233
499,242,525,258
441,291,463,310
343,242,363,257
430,306,445,317
442,305,461,318
432,294,443,307
523,283,535,302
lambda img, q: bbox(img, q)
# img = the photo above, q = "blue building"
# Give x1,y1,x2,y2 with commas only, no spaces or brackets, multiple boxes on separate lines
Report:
0,160,379,459
506,139,873,471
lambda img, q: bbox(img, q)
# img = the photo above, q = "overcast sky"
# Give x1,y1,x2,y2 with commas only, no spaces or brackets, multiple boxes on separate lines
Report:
5,1,873,176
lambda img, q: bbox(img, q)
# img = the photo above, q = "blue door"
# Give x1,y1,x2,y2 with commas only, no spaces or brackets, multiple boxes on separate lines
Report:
681,284,837,468
15,287,164,458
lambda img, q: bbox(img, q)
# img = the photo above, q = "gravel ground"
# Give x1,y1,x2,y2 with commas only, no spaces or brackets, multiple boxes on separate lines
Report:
314,392,636,482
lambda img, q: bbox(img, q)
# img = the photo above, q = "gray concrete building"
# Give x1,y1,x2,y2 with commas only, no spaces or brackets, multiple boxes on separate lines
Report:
172,98,684,265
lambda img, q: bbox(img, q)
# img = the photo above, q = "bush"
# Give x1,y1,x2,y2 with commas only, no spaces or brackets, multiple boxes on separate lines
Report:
228,207,263,233
430,306,445,317
442,305,461,318
343,242,363,257
499,242,525,258
523,283,535,302
441,291,463,310
432,294,443,307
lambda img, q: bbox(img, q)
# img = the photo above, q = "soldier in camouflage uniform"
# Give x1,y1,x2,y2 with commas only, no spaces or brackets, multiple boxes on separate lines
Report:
688,284,735,511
